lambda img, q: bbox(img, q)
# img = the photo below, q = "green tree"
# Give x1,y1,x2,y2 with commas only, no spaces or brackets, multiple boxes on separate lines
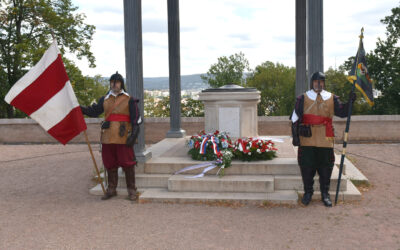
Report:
0,0,95,118
143,95,204,118
201,52,250,88
324,67,370,115
367,4,400,114
246,61,296,116
143,92,156,117
181,98,204,117
153,96,170,118
341,4,400,114
64,58,108,106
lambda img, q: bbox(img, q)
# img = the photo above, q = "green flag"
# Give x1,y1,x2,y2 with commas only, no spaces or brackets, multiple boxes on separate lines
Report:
348,35,374,106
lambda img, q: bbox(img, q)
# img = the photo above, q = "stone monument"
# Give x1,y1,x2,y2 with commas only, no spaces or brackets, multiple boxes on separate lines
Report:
198,84,261,138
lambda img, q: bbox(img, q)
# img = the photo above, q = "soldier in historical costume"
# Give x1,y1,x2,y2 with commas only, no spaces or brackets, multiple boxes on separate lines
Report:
81,72,142,201
290,72,356,207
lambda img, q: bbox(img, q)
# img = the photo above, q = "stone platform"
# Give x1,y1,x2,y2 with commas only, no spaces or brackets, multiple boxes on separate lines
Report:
90,136,364,204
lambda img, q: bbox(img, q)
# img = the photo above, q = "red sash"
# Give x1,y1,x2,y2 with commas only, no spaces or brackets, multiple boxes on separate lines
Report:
106,114,130,122
302,114,334,137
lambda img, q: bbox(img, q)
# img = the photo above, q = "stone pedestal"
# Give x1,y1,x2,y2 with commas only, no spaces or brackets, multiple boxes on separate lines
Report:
198,84,260,138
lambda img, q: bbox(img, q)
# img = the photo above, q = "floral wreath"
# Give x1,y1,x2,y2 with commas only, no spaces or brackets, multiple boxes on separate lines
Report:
182,130,277,177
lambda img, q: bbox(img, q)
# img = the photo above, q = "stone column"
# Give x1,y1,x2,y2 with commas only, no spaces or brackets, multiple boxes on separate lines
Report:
296,0,308,97
166,0,186,138
307,0,324,81
123,0,151,162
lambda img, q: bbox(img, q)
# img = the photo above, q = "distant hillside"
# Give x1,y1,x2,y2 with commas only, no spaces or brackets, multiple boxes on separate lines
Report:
101,74,209,90
144,74,209,90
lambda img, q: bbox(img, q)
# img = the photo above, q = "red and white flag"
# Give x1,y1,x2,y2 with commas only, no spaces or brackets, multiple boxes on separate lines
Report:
4,40,87,145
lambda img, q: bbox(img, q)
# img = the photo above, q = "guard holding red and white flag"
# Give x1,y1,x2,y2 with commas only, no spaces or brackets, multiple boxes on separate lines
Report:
81,72,141,201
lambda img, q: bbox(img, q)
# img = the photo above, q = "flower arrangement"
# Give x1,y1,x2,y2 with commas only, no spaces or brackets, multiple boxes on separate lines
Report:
185,131,278,178
187,130,234,169
233,138,277,161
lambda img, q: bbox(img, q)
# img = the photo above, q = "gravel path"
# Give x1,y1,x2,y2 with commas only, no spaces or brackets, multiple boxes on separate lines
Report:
0,143,399,250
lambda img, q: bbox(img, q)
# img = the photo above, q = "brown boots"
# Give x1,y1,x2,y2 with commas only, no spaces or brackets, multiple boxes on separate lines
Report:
101,168,118,200
124,167,138,201
101,167,138,201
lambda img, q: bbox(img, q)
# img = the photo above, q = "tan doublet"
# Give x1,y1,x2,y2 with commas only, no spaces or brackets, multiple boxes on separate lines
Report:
101,94,132,144
299,93,334,148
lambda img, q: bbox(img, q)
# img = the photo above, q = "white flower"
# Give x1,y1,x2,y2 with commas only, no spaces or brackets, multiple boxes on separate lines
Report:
257,149,261,153
248,152,251,155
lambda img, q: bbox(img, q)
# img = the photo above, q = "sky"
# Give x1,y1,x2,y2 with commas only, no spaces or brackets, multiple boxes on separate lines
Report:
70,0,399,78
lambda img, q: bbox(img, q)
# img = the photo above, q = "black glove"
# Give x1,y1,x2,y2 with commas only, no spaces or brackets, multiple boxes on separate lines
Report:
101,121,110,129
349,92,357,103
126,125,139,147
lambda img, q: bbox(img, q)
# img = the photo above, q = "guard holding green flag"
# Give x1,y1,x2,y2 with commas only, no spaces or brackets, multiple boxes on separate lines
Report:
335,28,375,205
290,72,356,207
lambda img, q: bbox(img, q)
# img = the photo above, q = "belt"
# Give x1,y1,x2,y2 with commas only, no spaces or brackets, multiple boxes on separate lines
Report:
302,114,334,137
106,114,130,122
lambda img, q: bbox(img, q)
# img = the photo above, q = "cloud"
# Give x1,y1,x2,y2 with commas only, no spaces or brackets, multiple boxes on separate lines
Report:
233,41,258,49
96,24,123,33
91,6,122,15
143,39,168,49
274,36,295,43
233,7,256,19
70,0,399,78
143,19,167,33
229,33,251,41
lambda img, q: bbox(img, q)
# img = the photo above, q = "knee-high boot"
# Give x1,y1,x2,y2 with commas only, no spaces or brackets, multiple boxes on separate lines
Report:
317,165,334,207
300,165,316,205
102,168,119,200
124,167,138,201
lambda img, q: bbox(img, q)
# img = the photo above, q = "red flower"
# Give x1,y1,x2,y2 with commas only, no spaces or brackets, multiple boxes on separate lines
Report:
194,141,200,149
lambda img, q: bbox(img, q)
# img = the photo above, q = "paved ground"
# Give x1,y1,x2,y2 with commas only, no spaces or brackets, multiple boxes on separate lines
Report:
0,143,399,250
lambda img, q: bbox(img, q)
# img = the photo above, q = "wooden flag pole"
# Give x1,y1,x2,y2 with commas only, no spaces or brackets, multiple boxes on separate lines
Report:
84,130,106,195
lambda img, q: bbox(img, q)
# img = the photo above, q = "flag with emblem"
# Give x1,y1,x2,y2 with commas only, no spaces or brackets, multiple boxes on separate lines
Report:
348,34,374,106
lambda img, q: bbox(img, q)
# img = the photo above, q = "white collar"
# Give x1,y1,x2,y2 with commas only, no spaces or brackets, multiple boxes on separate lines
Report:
105,90,129,100
306,89,332,101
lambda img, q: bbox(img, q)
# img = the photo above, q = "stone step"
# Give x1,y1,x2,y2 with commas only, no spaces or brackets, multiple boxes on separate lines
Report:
89,184,146,196
168,175,274,193
139,188,298,205
145,157,300,175
298,180,361,202
274,175,347,191
114,173,170,188
274,165,346,191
